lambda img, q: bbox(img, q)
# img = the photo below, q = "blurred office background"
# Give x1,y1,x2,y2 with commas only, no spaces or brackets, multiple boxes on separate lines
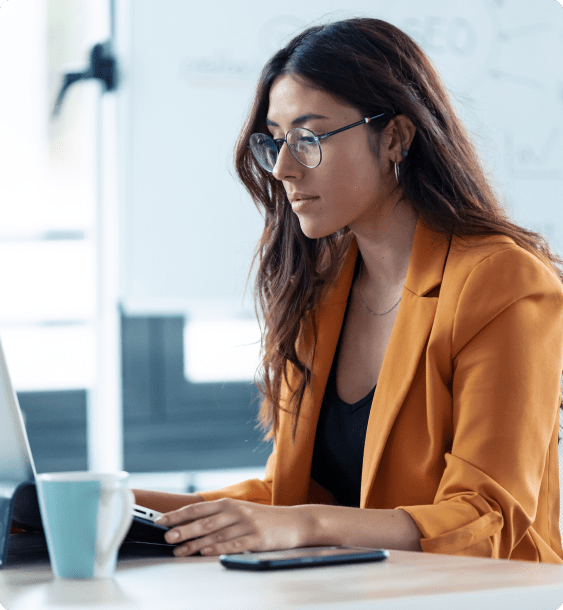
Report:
0,0,561,495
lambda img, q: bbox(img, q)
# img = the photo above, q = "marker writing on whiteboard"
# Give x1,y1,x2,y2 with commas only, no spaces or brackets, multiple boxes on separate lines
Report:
0,0,9,8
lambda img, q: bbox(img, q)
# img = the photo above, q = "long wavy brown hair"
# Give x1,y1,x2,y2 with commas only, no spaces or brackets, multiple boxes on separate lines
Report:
234,18,563,441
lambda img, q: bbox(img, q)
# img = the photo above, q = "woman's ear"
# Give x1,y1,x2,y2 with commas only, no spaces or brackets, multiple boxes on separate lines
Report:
383,115,416,162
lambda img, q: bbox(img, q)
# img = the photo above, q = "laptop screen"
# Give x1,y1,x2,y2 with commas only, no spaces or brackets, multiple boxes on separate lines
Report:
0,337,36,484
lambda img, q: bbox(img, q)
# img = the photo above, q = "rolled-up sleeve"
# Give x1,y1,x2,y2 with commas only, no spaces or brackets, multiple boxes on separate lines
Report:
399,248,563,558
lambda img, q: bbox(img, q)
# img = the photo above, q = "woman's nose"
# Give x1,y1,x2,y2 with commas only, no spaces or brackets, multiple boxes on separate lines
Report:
272,142,303,181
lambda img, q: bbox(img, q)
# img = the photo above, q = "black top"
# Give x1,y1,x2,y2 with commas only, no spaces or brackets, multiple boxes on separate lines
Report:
310,352,376,507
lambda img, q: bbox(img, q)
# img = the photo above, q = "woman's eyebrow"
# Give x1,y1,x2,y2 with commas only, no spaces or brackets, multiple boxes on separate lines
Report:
266,113,329,127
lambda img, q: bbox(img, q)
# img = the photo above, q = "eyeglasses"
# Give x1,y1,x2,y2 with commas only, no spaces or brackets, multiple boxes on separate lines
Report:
248,113,387,172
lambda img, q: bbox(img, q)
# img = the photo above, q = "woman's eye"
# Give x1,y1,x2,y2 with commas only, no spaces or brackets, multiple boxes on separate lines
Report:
295,136,316,148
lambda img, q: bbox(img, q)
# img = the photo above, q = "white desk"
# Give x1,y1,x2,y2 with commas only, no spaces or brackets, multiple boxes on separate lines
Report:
2,543,563,610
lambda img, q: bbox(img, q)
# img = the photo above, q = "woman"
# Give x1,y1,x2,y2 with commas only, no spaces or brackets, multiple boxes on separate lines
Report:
134,18,563,562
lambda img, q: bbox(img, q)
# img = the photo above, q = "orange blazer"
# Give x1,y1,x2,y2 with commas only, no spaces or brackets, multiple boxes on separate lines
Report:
200,220,563,563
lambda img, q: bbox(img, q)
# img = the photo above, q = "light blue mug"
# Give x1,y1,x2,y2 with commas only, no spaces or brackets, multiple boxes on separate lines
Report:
36,471,134,579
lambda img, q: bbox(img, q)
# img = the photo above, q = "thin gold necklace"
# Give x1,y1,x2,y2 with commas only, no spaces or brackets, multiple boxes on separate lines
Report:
357,260,402,316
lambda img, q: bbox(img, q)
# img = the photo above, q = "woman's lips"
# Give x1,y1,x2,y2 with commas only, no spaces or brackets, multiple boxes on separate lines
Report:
290,196,319,211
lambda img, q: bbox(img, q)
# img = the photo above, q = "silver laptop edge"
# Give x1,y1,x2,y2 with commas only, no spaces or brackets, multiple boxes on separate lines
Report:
0,336,37,485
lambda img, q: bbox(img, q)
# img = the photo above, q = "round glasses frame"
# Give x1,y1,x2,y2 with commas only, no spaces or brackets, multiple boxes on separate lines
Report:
249,113,387,172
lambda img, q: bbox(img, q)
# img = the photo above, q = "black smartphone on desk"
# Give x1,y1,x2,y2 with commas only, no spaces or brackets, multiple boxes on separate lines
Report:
220,546,389,571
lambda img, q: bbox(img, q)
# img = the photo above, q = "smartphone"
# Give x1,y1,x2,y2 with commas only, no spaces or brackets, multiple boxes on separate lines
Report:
126,505,173,545
219,546,389,571
132,504,163,522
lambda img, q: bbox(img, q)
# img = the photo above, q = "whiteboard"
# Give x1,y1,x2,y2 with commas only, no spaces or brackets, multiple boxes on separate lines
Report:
116,0,563,317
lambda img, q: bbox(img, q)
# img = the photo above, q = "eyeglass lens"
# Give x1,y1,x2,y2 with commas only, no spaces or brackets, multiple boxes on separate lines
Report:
249,128,321,171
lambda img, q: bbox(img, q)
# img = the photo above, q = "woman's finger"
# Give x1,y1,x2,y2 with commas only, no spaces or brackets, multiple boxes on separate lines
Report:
195,534,258,557
157,498,227,527
165,507,239,544
172,523,251,556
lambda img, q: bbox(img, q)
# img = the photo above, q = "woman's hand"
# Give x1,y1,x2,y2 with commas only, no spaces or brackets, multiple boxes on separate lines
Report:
155,498,313,557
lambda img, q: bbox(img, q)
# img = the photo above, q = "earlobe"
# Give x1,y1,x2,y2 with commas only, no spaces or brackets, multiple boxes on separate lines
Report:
394,149,408,183
385,115,416,162
393,114,416,156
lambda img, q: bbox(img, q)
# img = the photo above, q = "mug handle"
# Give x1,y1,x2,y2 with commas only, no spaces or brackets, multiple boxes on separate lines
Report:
96,486,134,569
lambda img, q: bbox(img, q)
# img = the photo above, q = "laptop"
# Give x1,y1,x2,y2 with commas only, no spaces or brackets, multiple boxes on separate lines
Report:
0,335,176,566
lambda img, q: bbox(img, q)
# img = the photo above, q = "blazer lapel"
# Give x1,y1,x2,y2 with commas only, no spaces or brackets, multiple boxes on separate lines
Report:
360,221,450,506
272,220,451,506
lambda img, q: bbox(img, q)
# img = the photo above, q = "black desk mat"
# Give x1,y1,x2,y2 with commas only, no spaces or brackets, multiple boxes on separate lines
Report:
4,531,175,566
